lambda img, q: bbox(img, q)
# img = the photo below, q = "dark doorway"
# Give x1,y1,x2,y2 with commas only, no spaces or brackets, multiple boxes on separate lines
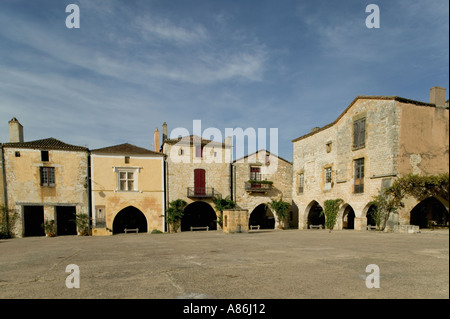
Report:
56,206,77,236
112,206,148,234
23,206,45,237
307,201,325,228
343,206,355,229
366,204,377,227
181,201,217,231
249,204,275,229
410,197,449,229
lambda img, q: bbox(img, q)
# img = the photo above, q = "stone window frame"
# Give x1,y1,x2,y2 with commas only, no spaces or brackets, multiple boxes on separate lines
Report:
114,167,141,192
322,164,333,192
297,171,305,194
354,158,365,193
40,166,55,187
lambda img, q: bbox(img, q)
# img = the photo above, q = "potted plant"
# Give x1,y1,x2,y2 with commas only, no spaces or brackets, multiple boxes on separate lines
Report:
75,213,90,236
42,219,56,237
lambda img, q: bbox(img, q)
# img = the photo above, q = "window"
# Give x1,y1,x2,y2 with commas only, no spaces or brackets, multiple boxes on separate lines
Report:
353,118,366,149
195,145,203,158
41,150,49,162
40,167,55,186
298,173,304,194
15,151,20,157
124,156,130,164
250,166,261,188
325,167,332,190
118,171,135,191
354,158,364,193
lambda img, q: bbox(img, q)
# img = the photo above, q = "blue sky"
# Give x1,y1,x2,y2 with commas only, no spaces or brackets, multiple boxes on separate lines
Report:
0,0,448,160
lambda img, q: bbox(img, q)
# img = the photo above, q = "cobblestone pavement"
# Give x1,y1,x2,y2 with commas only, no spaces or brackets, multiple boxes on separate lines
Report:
0,229,448,299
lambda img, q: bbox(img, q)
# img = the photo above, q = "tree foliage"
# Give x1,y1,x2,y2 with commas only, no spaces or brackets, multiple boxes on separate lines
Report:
372,173,449,230
165,199,187,233
213,196,236,228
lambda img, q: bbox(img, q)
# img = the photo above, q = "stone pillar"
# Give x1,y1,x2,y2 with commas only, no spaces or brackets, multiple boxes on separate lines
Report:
354,217,365,231
222,209,249,233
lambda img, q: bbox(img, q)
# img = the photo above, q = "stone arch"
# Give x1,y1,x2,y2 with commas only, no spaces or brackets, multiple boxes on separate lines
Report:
364,203,377,228
410,197,449,229
249,204,275,229
342,204,355,229
181,201,217,231
112,206,148,234
305,200,324,229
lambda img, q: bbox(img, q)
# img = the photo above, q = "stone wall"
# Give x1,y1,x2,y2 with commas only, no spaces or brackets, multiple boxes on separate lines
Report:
3,147,89,237
233,150,295,228
292,97,424,230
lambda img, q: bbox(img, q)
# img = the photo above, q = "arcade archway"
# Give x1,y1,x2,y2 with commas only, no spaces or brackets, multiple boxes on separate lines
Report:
113,206,148,234
306,201,325,229
181,201,217,231
410,197,449,229
249,204,275,229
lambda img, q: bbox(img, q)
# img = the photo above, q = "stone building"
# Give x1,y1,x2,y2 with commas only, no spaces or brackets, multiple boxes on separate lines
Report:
161,123,232,231
1,118,89,237
232,149,296,229
292,87,449,231
90,143,165,235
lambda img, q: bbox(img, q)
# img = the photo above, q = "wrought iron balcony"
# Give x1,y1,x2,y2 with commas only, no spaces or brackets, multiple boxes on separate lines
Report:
187,187,215,198
245,181,273,193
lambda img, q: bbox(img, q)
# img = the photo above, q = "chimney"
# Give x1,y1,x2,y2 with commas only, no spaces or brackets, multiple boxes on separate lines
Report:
154,127,160,152
430,87,446,106
8,117,24,143
162,122,167,143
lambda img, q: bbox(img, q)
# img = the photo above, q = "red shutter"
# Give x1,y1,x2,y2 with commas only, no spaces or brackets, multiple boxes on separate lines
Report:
194,169,206,195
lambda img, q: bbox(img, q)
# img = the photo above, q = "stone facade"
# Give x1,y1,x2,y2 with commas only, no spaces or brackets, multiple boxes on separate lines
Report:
232,150,296,229
162,134,232,225
1,136,89,237
292,92,449,231
90,143,165,235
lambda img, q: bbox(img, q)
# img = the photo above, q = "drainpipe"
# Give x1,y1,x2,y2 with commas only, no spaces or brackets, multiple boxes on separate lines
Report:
87,150,92,228
1,145,9,228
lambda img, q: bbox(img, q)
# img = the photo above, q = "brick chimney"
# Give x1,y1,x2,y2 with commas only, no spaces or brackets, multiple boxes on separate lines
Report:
430,86,446,106
154,127,160,152
8,117,24,143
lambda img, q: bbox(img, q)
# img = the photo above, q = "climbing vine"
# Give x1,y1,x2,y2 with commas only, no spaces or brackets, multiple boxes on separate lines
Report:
372,173,449,230
268,197,290,229
320,199,343,231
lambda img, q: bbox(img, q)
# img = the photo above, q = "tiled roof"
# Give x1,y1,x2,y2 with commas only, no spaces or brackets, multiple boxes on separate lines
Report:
1,137,88,151
164,135,226,147
91,143,164,156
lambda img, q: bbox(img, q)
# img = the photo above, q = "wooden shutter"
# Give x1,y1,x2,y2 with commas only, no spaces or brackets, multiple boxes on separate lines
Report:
194,169,206,195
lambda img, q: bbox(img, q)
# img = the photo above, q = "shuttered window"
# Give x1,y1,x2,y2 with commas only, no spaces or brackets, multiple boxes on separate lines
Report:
353,118,366,149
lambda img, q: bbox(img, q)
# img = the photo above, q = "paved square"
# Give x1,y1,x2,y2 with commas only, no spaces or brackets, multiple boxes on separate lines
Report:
0,229,448,299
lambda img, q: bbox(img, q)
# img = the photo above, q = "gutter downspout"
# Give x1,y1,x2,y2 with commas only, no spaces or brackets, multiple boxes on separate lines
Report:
1,145,9,229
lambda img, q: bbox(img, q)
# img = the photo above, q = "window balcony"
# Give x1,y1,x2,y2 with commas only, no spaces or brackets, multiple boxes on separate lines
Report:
187,187,215,198
245,180,273,193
